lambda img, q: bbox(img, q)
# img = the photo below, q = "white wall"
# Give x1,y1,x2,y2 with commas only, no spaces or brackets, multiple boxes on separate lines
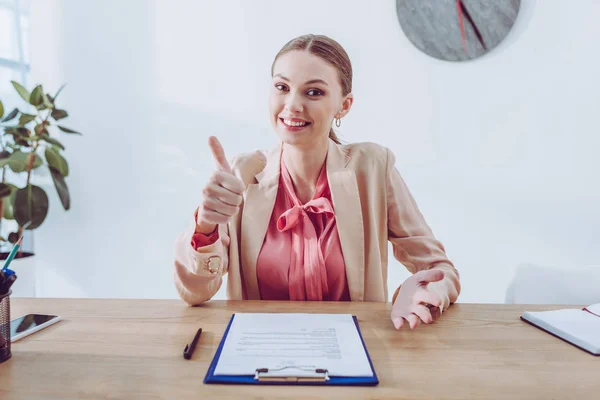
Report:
28,0,600,303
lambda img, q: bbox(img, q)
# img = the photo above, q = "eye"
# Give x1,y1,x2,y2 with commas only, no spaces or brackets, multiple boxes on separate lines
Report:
306,89,324,97
275,83,288,91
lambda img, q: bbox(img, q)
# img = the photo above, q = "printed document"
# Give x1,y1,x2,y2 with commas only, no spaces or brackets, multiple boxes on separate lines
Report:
214,313,374,377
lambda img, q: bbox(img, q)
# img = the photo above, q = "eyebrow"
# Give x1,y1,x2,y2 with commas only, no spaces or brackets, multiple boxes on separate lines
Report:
273,74,329,86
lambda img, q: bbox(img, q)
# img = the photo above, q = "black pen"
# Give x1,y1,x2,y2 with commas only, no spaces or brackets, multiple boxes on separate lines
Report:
183,328,202,360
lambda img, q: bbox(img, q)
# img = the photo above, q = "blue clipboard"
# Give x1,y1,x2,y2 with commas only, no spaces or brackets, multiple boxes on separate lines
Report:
203,314,379,386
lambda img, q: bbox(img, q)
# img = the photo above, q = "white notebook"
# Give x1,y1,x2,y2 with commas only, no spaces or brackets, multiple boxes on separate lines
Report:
521,303,600,355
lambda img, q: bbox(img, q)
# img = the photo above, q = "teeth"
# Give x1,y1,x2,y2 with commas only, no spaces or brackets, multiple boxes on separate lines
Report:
283,119,307,127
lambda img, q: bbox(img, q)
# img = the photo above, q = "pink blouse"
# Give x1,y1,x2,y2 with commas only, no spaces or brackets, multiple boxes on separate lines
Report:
191,157,350,301
256,157,349,301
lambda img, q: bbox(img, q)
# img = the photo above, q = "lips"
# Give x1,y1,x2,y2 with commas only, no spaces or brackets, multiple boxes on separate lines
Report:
280,118,312,128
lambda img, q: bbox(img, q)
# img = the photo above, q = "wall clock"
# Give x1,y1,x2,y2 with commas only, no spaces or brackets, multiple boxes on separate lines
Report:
396,0,521,61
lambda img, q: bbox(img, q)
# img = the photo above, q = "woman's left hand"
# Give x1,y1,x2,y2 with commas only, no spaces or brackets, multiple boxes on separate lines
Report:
391,269,444,330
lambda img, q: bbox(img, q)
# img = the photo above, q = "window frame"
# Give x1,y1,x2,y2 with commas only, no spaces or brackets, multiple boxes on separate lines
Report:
0,0,30,87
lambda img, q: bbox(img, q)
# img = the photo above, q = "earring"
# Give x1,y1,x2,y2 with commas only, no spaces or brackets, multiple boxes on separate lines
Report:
335,118,341,127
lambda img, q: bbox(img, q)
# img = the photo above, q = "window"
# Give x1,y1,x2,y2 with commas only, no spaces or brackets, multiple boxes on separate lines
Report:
0,0,30,105
0,0,30,250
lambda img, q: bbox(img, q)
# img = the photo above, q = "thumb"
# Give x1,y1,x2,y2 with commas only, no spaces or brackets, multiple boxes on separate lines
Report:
392,317,403,330
208,136,232,174
419,269,445,284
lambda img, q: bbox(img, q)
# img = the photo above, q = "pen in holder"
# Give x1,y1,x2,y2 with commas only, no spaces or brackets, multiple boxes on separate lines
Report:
0,289,11,363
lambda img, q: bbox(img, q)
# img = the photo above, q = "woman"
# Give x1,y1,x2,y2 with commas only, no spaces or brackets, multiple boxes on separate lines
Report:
174,34,460,330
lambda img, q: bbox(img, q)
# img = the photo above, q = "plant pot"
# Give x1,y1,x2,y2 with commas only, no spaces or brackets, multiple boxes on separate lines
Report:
1,252,35,298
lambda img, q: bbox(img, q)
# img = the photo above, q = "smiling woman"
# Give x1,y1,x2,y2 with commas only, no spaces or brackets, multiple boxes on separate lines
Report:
174,34,461,331
269,35,353,146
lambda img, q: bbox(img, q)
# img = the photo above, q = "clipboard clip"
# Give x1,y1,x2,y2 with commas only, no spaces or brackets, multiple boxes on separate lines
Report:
254,366,330,382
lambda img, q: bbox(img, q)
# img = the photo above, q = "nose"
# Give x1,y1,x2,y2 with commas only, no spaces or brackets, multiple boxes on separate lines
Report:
284,91,304,114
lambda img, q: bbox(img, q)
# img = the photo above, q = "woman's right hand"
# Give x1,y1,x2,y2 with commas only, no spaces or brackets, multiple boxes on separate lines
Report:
195,136,245,234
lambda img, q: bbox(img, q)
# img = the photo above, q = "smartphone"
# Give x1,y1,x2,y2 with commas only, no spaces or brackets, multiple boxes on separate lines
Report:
10,313,61,342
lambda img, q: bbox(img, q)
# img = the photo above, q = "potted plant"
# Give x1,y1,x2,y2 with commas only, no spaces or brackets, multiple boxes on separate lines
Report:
0,81,81,297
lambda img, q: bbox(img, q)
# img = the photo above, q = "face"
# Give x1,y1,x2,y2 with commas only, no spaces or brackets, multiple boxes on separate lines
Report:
269,50,353,147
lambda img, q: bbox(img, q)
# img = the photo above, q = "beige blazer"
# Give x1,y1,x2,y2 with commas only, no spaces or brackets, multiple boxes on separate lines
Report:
174,139,460,308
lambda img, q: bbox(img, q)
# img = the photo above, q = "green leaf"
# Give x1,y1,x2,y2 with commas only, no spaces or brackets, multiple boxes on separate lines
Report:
11,81,30,103
57,125,81,135
14,185,49,229
42,93,54,109
45,147,69,176
0,100,4,119
5,126,31,139
51,109,68,120
6,151,42,173
18,113,37,126
29,85,44,106
0,183,11,198
4,126,31,149
34,123,48,136
1,108,19,123
32,154,44,170
6,150,27,172
53,84,66,101
49,167,70,210
40,134,65,150
2,184,18,220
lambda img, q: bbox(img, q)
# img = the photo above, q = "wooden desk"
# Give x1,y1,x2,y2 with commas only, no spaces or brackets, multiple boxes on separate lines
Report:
0,299,597,399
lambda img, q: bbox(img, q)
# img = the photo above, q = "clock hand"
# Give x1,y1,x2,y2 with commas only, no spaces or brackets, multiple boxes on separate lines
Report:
456,0,487,54
457,0,468,53
459,0,487,51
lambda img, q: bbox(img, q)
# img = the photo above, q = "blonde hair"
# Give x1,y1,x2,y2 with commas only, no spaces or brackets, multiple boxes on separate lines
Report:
271,34,353,144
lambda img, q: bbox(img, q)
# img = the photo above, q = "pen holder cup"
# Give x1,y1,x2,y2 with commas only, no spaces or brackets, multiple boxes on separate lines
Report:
0,290,11,363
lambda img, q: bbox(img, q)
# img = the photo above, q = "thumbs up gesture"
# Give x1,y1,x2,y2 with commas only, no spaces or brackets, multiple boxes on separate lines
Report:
195,137,245,234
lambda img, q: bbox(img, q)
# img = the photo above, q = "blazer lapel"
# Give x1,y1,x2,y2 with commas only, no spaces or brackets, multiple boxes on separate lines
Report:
240,139,365,301
326,140,365,301
240,143,281,300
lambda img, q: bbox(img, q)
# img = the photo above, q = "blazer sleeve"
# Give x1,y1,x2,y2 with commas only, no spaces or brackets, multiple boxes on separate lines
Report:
385,147,460,310
173,213,231,306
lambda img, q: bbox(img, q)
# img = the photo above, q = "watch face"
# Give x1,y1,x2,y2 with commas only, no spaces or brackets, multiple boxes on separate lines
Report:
396,0,521,61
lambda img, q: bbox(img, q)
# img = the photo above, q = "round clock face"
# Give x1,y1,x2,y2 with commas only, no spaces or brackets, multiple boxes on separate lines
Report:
396,0,521,61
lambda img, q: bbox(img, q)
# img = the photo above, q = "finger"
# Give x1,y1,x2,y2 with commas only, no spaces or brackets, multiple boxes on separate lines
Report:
203,183,243,207
418,269,445,284
199,209,231,225
405,314,420,329
413,290,442,308
211,171,245,195
430,306,441,321
209,136,233,174
203,197,238,217
411,304,434,324
392,317,403,330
